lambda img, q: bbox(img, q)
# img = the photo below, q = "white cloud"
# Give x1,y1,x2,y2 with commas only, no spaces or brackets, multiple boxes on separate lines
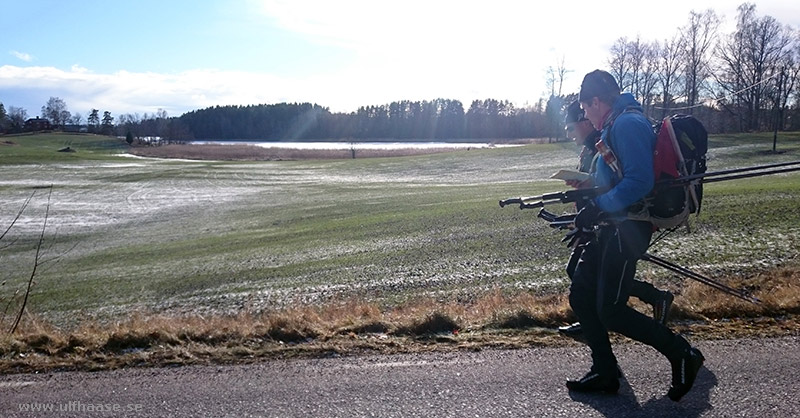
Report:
1,61,538,117
10,50,33,62
0,64,349,116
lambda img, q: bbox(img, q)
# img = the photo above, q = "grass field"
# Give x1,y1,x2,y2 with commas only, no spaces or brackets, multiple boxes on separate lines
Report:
1,132,800,371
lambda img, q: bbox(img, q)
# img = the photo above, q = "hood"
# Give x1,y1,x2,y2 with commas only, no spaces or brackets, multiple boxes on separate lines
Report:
602,93,643,129
611,93,643,118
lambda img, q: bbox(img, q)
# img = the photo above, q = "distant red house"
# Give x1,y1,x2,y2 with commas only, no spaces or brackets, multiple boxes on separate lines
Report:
24,117,52,132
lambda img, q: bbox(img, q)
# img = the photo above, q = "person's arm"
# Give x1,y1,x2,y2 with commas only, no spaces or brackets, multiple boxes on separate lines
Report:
595,116,654,213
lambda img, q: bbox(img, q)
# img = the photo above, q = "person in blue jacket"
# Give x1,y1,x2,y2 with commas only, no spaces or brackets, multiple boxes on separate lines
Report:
565,70,704,402
558,100,673,342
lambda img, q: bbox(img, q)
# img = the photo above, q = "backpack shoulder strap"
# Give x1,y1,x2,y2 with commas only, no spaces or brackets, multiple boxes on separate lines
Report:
601,107,642,179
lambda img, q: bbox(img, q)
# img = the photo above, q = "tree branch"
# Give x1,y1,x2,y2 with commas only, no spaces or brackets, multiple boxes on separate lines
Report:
0,189,37,243
9,185,52,334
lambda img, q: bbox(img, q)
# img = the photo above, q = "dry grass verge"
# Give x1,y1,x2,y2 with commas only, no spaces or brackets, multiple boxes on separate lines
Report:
2,267,800,374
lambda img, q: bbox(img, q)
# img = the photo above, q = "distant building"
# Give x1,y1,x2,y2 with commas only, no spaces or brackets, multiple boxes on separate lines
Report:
24,117,52,132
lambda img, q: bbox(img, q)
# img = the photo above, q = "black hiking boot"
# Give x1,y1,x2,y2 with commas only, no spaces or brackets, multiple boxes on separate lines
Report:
558,322,586,343
652,291,674,325
668,347,705,401
566,371,620,394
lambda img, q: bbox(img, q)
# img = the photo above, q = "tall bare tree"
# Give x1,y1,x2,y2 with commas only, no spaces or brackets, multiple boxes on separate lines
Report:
680,9,720,111
607,37,660,116
635,41,661,116
608,37,632,91
714,4,752,130
627,36,646,97
657,34,685,118
748,11,792,131
545,56,570,97
41,97,70,128
8,106,27,132
770,47,798,150
715,3,793,131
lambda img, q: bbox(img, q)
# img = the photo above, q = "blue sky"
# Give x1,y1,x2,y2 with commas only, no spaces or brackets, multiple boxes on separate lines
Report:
1,0,797,119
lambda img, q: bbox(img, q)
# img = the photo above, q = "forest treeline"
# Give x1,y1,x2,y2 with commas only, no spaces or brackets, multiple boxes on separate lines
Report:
179,99,548,141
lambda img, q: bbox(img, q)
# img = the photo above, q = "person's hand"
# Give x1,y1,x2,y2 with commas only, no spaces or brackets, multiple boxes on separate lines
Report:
561,228,593,248
565,178,595,189
574,200,601,230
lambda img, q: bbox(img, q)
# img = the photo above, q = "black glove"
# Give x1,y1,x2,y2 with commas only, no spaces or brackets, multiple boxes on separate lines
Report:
547,213,575,230
549,219,574,230
574,200,601,230
562,228,581,247
561,227,593,248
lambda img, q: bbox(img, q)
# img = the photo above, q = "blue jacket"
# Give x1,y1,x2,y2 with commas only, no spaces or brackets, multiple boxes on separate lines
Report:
592,93,656,214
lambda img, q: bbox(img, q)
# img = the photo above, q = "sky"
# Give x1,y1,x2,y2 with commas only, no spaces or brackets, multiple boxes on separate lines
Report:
1,0,798,119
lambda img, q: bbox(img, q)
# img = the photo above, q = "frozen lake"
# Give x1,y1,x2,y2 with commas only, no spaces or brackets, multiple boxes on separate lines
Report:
190,140,524,150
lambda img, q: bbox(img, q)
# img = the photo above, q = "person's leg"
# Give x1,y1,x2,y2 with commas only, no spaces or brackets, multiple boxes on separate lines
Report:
566,246,582,280
567,235,619,385
596,222,687,356
559,247,585,340
595,221,703,400
629,279,662,305
630,278,674,324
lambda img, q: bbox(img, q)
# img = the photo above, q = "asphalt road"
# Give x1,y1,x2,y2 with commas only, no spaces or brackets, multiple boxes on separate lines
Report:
2,336,799,417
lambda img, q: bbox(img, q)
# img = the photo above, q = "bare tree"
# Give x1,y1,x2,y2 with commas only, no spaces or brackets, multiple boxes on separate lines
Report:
787,42,800,120
9,186,52,334
631,40,662,116
657,34,685,118
770,49,798,150
545,57,570,98
608,37,666,118
8,106,28,132
627,36,646,97
793,39,800,116
608,37,632,91
155,108,170,139
715,3,793,131
714,4,752,131
746,10,792,131
680,9,720,111
41,97,70,129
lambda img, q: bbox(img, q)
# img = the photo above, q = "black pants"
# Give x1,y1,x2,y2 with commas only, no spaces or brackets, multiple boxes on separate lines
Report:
569,221,689,377
567,246,663,305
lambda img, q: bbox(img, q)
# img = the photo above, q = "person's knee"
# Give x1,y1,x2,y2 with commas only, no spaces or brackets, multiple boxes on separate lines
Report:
569,287,590,314
597,303,625,329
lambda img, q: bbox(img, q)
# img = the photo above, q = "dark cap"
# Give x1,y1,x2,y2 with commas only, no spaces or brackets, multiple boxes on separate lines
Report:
578,70,620,103
564,100,585,124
